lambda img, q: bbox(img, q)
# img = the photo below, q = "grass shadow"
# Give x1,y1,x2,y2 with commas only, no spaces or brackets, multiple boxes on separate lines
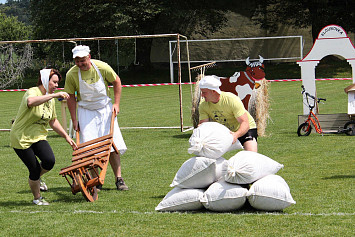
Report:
17,186,69,194
322,175,355,180
0,200,33,207
15,186,90,203
151,195,166,199
156,201,287,215
172,133,192,139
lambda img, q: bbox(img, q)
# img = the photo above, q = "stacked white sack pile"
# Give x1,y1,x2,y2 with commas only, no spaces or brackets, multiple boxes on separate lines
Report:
155,122,296,212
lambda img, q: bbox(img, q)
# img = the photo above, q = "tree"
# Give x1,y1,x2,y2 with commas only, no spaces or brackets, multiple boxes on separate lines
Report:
0,0,31,25
0,11,31,41
30,0,229,70
252,0,355,42
0,10,32,89
114,0,231,68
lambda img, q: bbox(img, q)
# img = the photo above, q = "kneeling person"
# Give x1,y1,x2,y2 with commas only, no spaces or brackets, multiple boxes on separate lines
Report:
198,75,258,152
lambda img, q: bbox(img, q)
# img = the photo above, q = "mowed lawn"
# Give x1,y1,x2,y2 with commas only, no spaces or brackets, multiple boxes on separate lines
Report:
0,80,354,236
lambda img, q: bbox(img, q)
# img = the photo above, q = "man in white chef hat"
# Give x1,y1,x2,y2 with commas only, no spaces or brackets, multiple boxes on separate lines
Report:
198,75,258,152
64,45,129,191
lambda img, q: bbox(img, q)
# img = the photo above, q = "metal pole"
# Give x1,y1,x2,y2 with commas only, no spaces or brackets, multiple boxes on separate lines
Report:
300,36,304,59
115,39,119,74
177,35,184,132
169,41,174,83
184,38,192,97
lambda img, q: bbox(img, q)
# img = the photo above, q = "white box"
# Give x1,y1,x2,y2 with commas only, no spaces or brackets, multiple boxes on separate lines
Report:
344,84,355,115
348,92,355,115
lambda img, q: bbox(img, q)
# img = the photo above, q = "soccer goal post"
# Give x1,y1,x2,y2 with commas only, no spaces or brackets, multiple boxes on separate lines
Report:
169,35,304,83
0,33,192,132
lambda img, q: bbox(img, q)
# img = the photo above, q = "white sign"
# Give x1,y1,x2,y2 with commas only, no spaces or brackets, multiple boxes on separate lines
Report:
318,25,346,39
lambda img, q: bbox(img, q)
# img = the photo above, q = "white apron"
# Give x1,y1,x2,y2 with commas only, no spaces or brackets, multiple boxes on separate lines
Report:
78,61,111,110
77,60,127,154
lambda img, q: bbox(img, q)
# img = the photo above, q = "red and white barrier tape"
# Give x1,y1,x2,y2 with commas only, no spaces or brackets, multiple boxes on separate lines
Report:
0,78,351,92
121,82,193,87
271,78,351,82
0,82,194,92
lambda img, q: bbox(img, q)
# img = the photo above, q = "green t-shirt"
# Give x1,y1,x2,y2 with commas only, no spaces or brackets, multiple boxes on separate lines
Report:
10,87,57,149
199,91,256,132
64,59,117,101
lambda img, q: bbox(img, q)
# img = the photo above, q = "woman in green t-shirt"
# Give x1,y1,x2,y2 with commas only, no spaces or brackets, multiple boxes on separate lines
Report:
10,69,77,205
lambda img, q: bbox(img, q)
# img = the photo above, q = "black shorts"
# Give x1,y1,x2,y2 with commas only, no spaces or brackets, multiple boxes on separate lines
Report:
238,128,258,145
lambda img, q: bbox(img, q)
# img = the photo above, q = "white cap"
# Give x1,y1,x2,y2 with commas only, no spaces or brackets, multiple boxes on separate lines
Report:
72,45,90,58
199,75,221,94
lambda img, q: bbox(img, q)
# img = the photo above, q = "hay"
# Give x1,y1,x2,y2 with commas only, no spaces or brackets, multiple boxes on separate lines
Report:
254,79,270,137
191,74,203,128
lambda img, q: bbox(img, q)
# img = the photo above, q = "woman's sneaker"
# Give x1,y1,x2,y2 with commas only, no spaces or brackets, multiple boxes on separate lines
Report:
40,178,48,191
33,196,49,205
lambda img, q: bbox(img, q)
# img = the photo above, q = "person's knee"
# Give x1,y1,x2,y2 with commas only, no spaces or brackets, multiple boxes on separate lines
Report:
41,158,55,171
34,140,56,171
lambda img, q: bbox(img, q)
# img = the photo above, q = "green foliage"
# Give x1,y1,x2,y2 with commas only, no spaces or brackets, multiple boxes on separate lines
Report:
30,1,129,39
29,0,229,69
0,81,354,236
0,0,31,25
252,0,355,41
0,11,31,41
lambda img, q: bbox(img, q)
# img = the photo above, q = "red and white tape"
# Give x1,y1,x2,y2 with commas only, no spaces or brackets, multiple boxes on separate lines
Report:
271,78,351,82
0,78,351,92
0,82,194,92
121,82,193,87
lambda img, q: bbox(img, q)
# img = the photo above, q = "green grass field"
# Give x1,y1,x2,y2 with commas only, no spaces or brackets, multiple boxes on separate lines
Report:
0,80,354,236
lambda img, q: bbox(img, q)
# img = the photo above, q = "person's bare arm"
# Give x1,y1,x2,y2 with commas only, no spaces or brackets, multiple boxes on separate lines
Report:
67,94,78,131
27,91,69,107
231,112,250,143
111,75,122,116
49,118,78,150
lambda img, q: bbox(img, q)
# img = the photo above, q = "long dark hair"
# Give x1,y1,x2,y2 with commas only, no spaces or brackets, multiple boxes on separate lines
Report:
36,69,62,86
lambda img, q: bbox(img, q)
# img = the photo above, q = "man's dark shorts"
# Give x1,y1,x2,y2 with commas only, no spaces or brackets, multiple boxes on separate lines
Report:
238,128,258,145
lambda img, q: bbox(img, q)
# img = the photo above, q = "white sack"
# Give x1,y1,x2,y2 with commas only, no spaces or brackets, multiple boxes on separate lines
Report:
247,174,296,211
188,122,242,159
170,157,226,189
155,187,204,212
225,150,284,184
215,157,228,179
200,179,248,212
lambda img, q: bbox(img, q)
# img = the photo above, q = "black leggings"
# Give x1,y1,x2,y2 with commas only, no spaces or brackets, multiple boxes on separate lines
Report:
14,140,55,181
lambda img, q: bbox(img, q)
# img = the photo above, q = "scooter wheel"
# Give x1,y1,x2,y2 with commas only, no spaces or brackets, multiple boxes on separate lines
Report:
297,123,312,136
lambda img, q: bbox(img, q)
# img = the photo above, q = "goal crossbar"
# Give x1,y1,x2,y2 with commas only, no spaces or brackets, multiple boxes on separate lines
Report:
0,33,192,132
0,33,185,44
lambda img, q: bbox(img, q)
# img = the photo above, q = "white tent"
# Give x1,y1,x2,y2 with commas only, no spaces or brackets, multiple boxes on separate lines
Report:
297,25,355,114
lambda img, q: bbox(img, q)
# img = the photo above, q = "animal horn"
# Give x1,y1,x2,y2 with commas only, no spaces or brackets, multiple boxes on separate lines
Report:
246,57,250,65
259,55,264,64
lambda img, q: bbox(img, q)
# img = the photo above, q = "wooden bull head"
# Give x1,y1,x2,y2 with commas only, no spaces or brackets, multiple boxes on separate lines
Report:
219,55,266,109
